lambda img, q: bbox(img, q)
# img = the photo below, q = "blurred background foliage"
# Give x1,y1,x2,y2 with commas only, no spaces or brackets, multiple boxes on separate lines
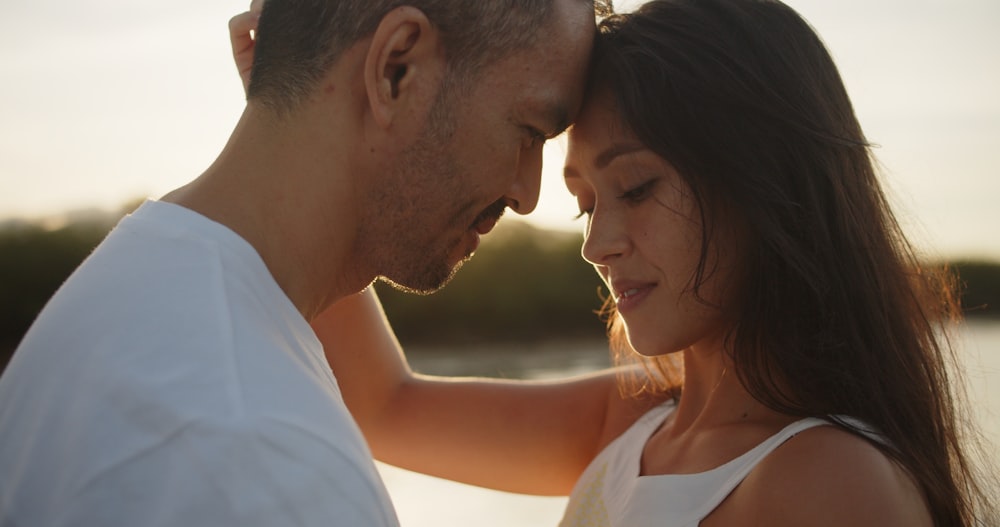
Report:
0,209,609,372
2,205,999,372
374,221,608,346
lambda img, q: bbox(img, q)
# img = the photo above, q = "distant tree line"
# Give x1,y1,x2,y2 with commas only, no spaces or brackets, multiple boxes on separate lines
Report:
373,221,608,347
2,219,117,370
2,209,999,372
948,260,1000,319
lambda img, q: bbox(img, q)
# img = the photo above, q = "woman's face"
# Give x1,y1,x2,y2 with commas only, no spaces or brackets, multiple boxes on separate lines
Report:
563,94,742,356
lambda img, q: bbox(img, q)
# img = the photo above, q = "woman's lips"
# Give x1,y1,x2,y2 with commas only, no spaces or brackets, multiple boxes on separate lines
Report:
611,280,656,313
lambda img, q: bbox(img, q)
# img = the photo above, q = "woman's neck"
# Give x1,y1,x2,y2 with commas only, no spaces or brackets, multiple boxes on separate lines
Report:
669,343,790,438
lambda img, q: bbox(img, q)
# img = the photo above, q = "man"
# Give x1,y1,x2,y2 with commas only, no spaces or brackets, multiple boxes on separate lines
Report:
0,0,595,525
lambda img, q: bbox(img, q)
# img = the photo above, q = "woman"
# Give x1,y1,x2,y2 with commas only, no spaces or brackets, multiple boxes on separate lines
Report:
233,0,994,525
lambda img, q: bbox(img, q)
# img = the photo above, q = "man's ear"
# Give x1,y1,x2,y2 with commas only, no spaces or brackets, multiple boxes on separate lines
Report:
364,7,444,129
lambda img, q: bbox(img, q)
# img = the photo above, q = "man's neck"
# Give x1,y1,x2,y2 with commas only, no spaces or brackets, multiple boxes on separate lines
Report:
162,105,370,321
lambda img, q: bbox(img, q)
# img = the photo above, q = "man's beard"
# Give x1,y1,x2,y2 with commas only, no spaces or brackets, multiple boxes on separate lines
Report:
355,93,470,294
377,256,466,296
378,198,508,295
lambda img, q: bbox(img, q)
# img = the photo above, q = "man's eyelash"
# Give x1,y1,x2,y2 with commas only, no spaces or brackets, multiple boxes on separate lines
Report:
526,127,547,148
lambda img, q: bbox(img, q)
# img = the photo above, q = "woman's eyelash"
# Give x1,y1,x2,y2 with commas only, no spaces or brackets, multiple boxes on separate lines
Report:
619,180,656,202
570,179,657,221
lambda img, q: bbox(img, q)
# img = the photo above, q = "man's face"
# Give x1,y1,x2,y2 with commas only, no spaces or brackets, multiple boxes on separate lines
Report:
358,0,594,293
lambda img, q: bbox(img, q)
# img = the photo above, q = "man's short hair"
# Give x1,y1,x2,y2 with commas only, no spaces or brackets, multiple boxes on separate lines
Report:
248,0,603,113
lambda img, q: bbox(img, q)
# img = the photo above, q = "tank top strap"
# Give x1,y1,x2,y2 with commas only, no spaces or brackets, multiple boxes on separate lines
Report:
623,401,678,456
613,400,678,479
695,416,832,515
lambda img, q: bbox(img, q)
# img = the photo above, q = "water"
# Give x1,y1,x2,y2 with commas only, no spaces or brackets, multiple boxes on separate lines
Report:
377,322,1000,527
961,321,1000,449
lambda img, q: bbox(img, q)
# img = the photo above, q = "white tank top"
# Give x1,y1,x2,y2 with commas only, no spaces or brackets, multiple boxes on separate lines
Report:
559,402,872,527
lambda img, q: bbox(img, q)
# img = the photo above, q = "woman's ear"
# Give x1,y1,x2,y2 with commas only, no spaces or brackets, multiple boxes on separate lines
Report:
364,6,445,129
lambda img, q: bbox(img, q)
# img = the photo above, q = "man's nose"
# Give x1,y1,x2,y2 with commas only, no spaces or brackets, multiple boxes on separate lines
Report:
506,144,544,215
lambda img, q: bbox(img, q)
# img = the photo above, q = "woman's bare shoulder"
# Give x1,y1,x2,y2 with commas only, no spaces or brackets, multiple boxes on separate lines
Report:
708,423,932,527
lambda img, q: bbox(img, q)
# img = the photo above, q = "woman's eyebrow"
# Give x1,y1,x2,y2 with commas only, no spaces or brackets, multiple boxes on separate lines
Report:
594,142,646,169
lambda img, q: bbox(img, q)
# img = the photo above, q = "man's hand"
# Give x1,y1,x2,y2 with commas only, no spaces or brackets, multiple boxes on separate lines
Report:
229,0,265,94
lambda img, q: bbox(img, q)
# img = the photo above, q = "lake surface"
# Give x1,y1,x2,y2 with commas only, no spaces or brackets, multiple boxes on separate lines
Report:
377,321,1000,527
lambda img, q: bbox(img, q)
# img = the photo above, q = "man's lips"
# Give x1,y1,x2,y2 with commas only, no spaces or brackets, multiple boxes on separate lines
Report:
471,201,507,235
474,216,499,235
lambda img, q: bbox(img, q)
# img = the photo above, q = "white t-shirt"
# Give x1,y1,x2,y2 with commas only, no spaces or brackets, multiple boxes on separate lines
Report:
0,200,398,527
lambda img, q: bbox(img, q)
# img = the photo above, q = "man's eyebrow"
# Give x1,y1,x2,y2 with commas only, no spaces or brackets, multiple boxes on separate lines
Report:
543,104,570,137
595,142,646,168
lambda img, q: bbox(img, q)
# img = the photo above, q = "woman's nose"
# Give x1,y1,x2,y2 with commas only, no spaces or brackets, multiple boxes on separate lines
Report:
581,206,629,265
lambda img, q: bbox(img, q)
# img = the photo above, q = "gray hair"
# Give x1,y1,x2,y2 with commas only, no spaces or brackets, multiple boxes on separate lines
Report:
248,0,610,113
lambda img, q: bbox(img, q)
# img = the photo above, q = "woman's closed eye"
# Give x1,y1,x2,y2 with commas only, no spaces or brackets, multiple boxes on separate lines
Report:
619,179,657,204
570,194,593,221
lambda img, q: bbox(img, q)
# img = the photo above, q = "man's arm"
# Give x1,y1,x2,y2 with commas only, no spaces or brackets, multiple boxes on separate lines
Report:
312,288,657,496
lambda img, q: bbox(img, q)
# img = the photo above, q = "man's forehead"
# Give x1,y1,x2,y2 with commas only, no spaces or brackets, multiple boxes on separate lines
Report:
507,81,574,132
518,65,587,132
487,1,592,132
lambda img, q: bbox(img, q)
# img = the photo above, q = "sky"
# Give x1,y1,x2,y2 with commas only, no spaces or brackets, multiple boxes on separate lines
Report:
1,0,998,260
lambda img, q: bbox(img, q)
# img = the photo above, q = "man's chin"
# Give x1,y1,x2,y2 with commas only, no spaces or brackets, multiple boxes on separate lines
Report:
377,258,466,296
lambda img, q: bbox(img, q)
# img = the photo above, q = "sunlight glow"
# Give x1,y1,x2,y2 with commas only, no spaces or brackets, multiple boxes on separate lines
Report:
1,0,998,259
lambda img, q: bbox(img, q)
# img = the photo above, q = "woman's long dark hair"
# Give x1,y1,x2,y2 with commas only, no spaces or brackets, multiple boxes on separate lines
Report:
592,0,995,524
